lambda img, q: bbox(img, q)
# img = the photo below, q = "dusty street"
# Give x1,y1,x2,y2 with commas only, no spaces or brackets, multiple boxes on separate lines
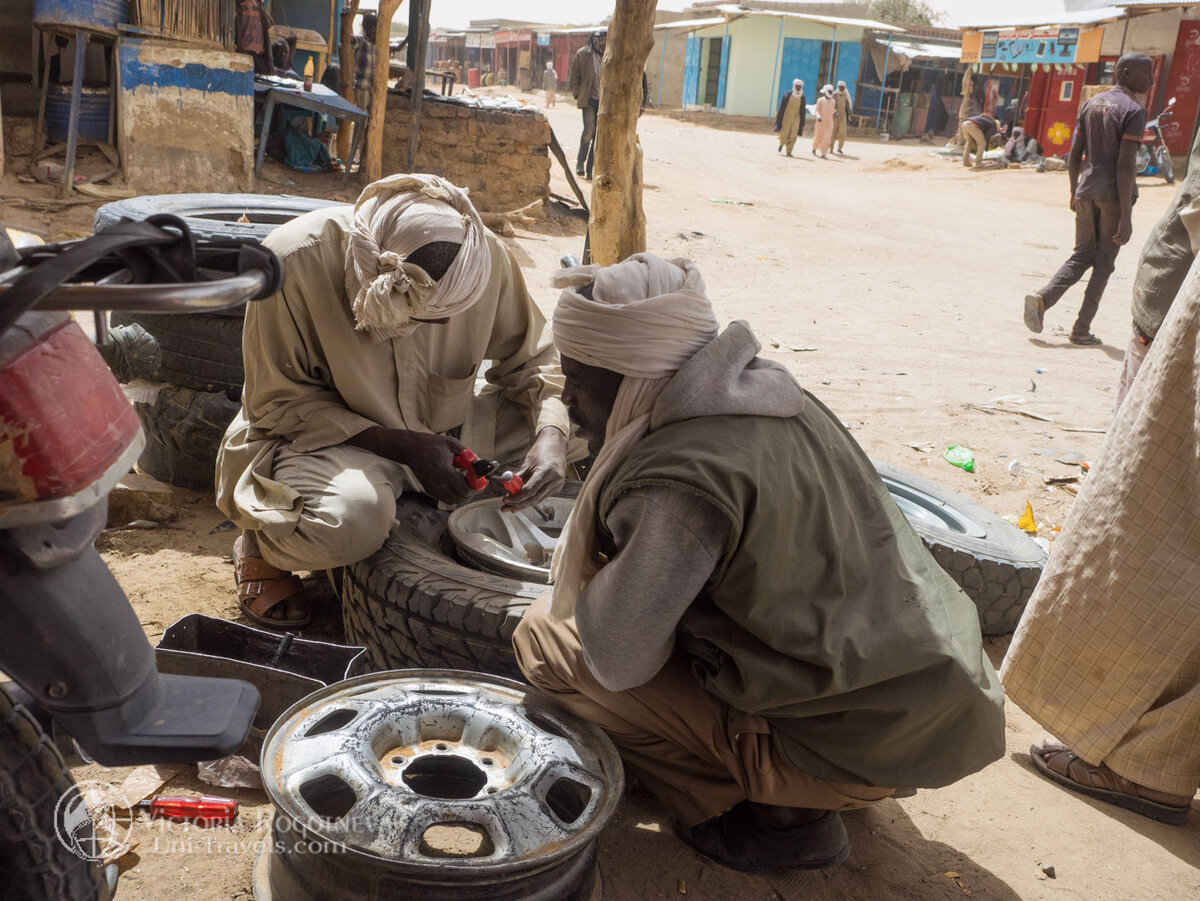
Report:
4,96,1199,899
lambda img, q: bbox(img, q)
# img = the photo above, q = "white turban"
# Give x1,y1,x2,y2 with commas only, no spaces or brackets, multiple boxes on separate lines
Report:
792,78,804,97
344,174,492,340
822,83,834,96
548,254,720,619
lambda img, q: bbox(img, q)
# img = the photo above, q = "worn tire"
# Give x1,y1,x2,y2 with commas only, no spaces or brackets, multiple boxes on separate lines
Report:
109,313,244,398
126,382,239,493
93,192,345,244
0,688,108,901
342,494,551,680
873,461,1047,635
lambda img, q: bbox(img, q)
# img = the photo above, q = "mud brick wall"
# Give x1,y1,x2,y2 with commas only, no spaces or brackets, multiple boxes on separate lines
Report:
381,94,551,213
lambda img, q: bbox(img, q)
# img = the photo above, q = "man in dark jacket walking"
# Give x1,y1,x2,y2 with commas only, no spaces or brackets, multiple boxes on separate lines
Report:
569,30,606,178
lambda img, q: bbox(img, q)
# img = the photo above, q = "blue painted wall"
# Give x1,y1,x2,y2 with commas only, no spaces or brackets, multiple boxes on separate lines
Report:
118,39,253,97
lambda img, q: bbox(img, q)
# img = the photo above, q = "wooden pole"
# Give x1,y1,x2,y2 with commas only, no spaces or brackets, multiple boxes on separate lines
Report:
366,0,404,183
407,0,431,173
336,0,360,164
589,0,657,266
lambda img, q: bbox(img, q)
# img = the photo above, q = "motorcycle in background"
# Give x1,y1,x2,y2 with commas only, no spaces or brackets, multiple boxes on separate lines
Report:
0,219,278,900
1136,95,1177,184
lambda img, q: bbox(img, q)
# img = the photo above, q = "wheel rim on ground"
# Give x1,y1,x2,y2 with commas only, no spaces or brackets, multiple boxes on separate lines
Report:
256,670,624,900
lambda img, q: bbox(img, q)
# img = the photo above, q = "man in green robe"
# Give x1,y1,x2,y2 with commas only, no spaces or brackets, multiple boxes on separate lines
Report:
512,253,1005,873
774,78,807,156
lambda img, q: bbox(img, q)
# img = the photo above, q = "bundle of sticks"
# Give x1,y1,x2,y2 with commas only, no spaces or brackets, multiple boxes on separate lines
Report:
129,0,237,47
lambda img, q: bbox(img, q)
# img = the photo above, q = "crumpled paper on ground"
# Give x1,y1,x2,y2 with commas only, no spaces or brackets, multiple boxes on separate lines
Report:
198,754,261,789
79,764,181,864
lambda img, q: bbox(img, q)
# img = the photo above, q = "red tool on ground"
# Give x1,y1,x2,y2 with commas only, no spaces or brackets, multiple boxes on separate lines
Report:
138,794,238,826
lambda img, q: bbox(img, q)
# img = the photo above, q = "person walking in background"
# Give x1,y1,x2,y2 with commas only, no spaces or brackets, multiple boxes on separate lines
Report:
1023,53,1153,346
961,112,996,168
812,84,835,158
543,59,559,107
832,81,854,154
569,30,606,178
774,79,806,157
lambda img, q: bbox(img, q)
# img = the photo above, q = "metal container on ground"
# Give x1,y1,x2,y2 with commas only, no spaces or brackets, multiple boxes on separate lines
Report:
44,83,110,144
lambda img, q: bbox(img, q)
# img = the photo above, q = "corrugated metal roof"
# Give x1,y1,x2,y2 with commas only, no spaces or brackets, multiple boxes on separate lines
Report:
766,10,906,32
956,7,1128,30
653,16,728,31
887,40,963,60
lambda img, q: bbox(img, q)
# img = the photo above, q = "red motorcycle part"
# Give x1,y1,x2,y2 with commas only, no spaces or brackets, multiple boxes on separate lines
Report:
0,314,140,507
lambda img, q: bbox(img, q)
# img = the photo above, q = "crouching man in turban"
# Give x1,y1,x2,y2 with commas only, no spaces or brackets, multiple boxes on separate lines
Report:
513,254,1005,872
216,175,572,628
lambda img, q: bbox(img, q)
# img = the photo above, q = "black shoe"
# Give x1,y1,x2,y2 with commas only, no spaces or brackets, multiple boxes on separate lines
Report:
575,168,586,177
677,802,850,873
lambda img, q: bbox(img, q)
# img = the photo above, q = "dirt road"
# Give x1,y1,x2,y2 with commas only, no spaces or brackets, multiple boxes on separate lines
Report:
4,100,1198,899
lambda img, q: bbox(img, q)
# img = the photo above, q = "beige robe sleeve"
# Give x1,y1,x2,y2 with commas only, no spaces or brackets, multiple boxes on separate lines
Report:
479,236,570,439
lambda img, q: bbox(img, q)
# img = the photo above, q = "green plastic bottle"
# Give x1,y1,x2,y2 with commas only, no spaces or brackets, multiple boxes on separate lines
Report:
944,444,975,473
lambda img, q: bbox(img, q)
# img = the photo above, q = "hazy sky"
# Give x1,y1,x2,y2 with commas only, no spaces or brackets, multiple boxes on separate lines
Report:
413,1,1064,30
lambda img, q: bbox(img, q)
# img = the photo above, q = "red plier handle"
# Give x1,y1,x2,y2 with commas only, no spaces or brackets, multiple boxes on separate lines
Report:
452,449,489,491
139,794,238,825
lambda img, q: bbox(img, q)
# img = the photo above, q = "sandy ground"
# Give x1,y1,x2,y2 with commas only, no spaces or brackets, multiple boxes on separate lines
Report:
3,91,1200,899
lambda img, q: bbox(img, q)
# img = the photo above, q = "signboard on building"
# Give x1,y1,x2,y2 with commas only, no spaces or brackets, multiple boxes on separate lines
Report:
466,33,495,49
962,26,1103,65
980,27,1078,64
537,33,550,46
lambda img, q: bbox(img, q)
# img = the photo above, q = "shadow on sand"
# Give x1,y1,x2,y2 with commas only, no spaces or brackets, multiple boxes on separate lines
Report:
599,792,1022,900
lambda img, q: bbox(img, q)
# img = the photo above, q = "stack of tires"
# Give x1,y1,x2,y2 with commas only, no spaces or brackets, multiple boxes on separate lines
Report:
94,194,346,491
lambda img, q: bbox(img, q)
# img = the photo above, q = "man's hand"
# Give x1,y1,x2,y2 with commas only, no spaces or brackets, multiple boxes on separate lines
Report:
504,427,568,512
1068,194,1077,212
1114,215,1133,245
345,427,474,506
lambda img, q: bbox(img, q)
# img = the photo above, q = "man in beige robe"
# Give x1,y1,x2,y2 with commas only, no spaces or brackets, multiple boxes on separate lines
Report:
1001,249,1200,825
773,79,806,157
215,175,571,627
831,80,853,154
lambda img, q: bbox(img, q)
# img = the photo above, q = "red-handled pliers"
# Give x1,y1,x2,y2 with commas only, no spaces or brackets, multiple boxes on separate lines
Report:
452,449,496,491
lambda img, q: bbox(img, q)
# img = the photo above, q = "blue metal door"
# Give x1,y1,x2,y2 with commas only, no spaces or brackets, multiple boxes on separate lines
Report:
832,41,862,96
780,37,821,105
716,35,731,108
683,35,700,105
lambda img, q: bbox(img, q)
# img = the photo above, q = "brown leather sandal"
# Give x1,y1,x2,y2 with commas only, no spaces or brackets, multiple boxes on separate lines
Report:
233,534,310,630
1030,742,1192,825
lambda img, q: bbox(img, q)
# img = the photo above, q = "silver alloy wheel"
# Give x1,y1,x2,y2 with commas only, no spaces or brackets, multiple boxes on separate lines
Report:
256,670,623,900
447,497,574,583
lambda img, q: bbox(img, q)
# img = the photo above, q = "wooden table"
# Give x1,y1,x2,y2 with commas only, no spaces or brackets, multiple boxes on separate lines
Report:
253,80,367,188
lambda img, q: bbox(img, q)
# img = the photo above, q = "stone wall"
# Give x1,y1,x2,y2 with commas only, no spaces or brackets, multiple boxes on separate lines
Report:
381,94,551,213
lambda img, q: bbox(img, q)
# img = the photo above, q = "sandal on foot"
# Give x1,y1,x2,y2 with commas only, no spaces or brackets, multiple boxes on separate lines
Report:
1030,742,1192,825
233,534,310,629
1069,333,1102,345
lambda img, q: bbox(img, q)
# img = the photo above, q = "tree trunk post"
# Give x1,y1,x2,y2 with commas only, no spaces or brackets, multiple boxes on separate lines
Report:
407,0,432,174
589,0,657,267
336,0,360,165
366,0,403,183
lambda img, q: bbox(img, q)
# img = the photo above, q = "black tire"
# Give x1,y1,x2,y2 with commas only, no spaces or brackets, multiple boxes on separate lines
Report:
0,688,108,901
129,382,240,493
92,192,346,244
1158,146,1175,184
342,494,550,680
109,312,244,398
873,461,1047,635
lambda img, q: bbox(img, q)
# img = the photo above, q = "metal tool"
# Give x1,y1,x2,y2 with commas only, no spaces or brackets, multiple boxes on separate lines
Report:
138,794,238,825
